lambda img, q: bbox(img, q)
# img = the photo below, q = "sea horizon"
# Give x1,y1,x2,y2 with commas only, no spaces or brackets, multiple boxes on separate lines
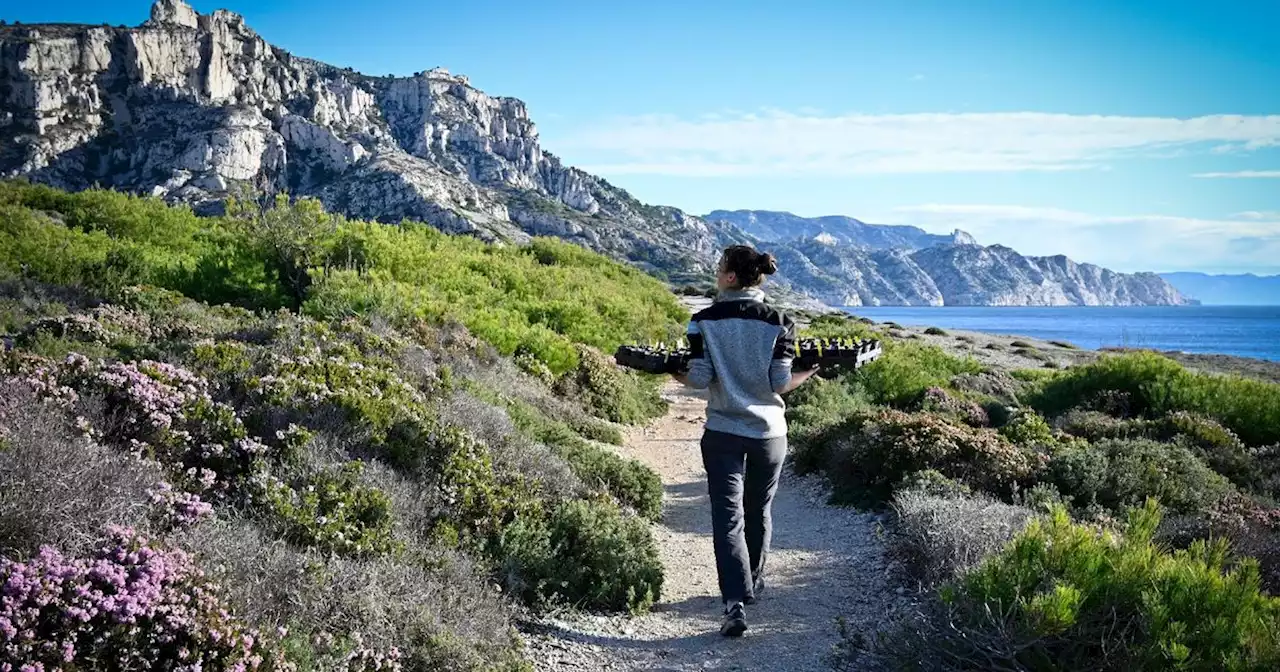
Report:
840,305,1280,363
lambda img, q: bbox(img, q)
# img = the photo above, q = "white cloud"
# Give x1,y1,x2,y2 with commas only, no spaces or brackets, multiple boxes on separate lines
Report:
1234,211,1280,220
881,204,1280,274
559,111,1280,176
1193,170,1280,178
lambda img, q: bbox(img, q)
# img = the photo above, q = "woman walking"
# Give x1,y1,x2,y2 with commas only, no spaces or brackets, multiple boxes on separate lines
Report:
674,245,820,637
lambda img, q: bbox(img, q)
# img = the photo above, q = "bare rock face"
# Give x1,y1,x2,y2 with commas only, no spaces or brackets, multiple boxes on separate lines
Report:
149,0,200,28
0,1,1192,307
0,0,715,275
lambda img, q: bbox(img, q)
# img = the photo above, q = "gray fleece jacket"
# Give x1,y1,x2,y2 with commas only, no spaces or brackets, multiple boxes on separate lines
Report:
685,288,797,439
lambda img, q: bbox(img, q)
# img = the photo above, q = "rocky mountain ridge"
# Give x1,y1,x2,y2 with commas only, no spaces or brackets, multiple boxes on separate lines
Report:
0,0,1193,307
704,209,978,251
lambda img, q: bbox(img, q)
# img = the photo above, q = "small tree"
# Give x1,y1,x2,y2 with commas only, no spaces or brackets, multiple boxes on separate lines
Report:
228,191,337,311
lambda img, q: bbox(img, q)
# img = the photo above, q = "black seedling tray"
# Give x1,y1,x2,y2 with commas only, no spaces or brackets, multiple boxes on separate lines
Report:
614,344,692,374
793,338,882,373
613,338,882,377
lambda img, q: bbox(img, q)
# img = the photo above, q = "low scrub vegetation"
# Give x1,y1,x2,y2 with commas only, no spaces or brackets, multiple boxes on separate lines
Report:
845,500,1280,671
0,182,680,669
791,337,1280,671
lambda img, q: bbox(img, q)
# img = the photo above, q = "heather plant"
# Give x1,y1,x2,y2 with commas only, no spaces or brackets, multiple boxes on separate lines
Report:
0,526,284,671
1159,492,1280,594
552,343,667,425
426,323,625,445
54,356,273,500
175,518,524,672
437,390,584,503
18,312,112,347
466,384,661,520
148,481,216,529
0,379,161,557
916,386,991,428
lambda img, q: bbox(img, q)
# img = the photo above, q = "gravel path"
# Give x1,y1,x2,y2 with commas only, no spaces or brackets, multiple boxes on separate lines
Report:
521,382,906,671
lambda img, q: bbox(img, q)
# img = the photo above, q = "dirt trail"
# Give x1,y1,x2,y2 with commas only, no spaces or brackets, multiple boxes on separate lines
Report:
521,382,904,671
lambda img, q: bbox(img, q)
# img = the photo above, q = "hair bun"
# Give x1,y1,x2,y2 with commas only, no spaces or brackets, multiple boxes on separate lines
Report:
758,252,778,275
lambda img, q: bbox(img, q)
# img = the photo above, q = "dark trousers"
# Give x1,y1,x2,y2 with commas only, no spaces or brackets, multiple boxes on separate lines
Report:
700,429,787,606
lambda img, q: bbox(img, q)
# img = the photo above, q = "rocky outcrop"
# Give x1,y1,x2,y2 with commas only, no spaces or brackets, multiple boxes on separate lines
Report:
754,238,1192,307
0,0,719,269
0,1,1192,307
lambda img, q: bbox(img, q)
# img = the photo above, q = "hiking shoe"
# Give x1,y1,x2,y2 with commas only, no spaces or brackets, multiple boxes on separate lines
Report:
745,576,764,605
721,602,747,637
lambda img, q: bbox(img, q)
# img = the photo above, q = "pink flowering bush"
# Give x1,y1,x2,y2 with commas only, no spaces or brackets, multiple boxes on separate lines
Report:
49,356,272,501
148,483,215,529
18,313,111,347
0,526,279,670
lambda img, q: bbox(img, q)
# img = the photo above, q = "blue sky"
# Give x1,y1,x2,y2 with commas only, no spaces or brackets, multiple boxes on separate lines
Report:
10,0,1280,274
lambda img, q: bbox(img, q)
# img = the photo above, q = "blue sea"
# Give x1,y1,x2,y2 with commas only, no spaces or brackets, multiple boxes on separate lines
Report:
840,306,1280,362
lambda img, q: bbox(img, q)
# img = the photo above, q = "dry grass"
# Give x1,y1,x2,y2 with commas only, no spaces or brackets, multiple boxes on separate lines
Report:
887,489,1037,590
438,390,584,501
173,518,527,671
0,380,163,557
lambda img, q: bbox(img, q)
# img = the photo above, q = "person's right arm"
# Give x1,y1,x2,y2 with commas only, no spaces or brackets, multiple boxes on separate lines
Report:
777,366,820,394
770,315,821,394
681,320,715,389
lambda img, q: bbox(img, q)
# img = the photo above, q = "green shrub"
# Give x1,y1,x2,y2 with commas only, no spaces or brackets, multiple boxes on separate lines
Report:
1154,411,1266,495
261,460,402,557
801,314,882,341
924,326,948,336
473,386,661,520
856,342,983,407
553,344,666,424
499,499,663,613
1046,438,1232,515
1015,346,1051,361
1055,408,1141,442
1029,351,1280,447
808,409,1041,507
1057,410,1271,498
784,375,872,444
551,440,663,521
999,410,1056,447
0,181,689,377
922,502,1280,671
